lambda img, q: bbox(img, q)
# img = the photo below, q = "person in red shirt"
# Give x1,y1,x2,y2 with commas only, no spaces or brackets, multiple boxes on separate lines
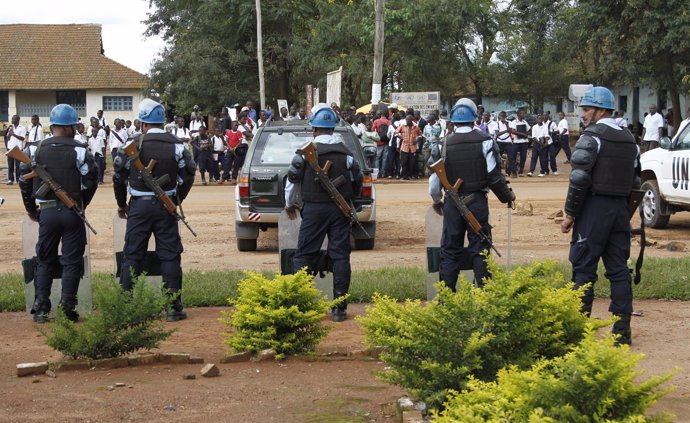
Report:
224,121,245,183
395,115,422,179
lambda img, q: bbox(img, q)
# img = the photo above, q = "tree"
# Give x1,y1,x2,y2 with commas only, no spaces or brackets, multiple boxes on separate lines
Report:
557,0,690,128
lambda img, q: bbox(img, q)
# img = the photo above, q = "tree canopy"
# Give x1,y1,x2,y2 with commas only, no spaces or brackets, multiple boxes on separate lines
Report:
143,0,689,118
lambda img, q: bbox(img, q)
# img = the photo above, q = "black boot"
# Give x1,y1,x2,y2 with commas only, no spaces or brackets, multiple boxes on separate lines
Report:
59,296,80,322
166,296,187,322
31,293,52,323
332,291,348,322
612,313,632,346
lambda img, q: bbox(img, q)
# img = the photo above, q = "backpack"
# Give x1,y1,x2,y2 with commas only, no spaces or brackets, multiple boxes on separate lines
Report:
378,121,389,144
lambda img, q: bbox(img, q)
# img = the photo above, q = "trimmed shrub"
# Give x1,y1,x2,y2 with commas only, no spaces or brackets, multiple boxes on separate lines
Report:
357,260,596,409
221,270,338,358
40,278,173,360
435,327,675,423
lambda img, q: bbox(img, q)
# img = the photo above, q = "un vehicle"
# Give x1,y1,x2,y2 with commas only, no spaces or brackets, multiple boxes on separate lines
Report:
640,122,690,228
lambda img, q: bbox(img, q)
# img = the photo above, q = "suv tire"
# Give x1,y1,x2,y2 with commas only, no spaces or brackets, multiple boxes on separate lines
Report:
354,238,375,250
641,180,670,228
237,238,258,251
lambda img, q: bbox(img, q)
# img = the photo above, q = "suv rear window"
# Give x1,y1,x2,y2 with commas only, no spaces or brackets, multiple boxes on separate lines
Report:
251,131,357,165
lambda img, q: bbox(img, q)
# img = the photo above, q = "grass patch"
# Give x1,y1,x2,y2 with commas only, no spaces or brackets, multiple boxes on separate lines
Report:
1,257,688,312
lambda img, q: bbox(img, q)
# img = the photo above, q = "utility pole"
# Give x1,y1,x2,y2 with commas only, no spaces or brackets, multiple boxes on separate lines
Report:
255,0,266,110
371,0,385,106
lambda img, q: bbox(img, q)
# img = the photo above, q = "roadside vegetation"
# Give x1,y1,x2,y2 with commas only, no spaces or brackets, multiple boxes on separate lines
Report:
1,257,689,312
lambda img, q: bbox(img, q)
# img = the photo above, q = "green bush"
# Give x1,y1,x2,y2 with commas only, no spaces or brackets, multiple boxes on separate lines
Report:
39,278,174,360
220,270,338,358
435,326,675,423
357,260,596,409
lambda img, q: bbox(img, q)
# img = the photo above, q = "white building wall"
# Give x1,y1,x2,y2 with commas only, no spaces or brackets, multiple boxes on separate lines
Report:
86,89,145,124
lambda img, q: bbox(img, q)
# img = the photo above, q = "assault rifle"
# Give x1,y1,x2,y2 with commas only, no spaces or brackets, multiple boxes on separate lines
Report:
300,141,371,239
430,159,501,257
122,143,197,237
6,146,97,234
628,189,645,285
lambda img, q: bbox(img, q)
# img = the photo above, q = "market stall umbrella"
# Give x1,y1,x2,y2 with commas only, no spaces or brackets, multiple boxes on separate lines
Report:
355,102,405,114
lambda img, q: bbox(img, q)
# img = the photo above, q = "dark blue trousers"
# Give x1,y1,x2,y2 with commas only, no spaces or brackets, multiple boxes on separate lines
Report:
120,196,183,293
293,202,351,297
529,143,548,174
509,142,528,175
439,193,491,289
554,134,572,161
570,195,632,316
35,204,86,298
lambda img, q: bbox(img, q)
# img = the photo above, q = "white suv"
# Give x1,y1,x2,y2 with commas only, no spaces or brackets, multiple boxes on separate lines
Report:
640,121,690,228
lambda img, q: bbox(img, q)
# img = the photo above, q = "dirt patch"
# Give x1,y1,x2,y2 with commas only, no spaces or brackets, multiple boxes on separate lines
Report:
0,301,689,422
2,165,690,421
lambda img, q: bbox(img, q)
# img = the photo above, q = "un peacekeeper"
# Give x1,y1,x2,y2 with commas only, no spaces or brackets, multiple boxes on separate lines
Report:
429,98,515,290
560,86,640,345
113,99,196,321
284,103,363,322
19,104,99,322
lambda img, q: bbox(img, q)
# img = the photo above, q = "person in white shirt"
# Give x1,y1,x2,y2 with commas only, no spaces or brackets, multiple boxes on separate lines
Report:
211,127,227,183
642,104,664,151
615,111,628,129
27,115,44,146
108,118,129,159
489,111,512,174
508,109,531,177
173,116,191,149
543,114,559,175
555,111,572,163
86,125,106,184
129,119,142,139
527,114,551,177
6,114,27,184
74,122,87,145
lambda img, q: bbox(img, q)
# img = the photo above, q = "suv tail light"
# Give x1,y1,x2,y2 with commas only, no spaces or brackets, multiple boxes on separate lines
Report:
238,173,250,198
361,174,373,198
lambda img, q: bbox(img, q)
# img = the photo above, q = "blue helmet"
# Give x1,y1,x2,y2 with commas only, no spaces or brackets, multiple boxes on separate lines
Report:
309,103,338,128
450,98,478,123
580,86,615,110
49,104,79,126
138,98,166,124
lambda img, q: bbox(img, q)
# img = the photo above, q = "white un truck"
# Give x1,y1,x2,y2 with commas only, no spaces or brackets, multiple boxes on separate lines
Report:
640,121,690,228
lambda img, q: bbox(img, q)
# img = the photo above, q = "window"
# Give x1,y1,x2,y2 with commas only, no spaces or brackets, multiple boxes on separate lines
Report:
619,96,628,113
676,123,690,151
103,96,133,111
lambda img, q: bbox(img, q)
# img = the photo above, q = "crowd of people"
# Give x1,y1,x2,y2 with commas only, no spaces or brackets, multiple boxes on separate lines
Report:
6,99,686,188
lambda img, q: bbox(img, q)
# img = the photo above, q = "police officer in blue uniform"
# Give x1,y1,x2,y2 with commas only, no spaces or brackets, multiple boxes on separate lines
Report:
113,99,196,321
19,104,99,322
561,86,640,345
429,98,515,290
284,103,363,322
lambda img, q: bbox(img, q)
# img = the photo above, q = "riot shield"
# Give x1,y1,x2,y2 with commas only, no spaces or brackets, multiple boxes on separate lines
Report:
278,210,333,300
113,214,162,290
22,217,93,314
425,207,474,300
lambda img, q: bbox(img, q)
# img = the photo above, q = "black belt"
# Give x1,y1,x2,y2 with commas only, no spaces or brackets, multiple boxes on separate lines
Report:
131,195,158,201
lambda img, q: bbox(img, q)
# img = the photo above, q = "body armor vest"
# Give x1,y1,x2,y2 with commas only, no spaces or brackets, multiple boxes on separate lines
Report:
128,132,181,192
586,124,637,196
301,142,354,203
33,137,84,201
444,130,490,192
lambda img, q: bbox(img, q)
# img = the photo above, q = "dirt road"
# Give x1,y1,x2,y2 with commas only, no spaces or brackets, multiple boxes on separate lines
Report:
1,172,689,274
1,168,689,421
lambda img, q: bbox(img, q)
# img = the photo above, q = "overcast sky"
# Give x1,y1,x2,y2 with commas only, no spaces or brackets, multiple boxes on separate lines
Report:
0,0,166,75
